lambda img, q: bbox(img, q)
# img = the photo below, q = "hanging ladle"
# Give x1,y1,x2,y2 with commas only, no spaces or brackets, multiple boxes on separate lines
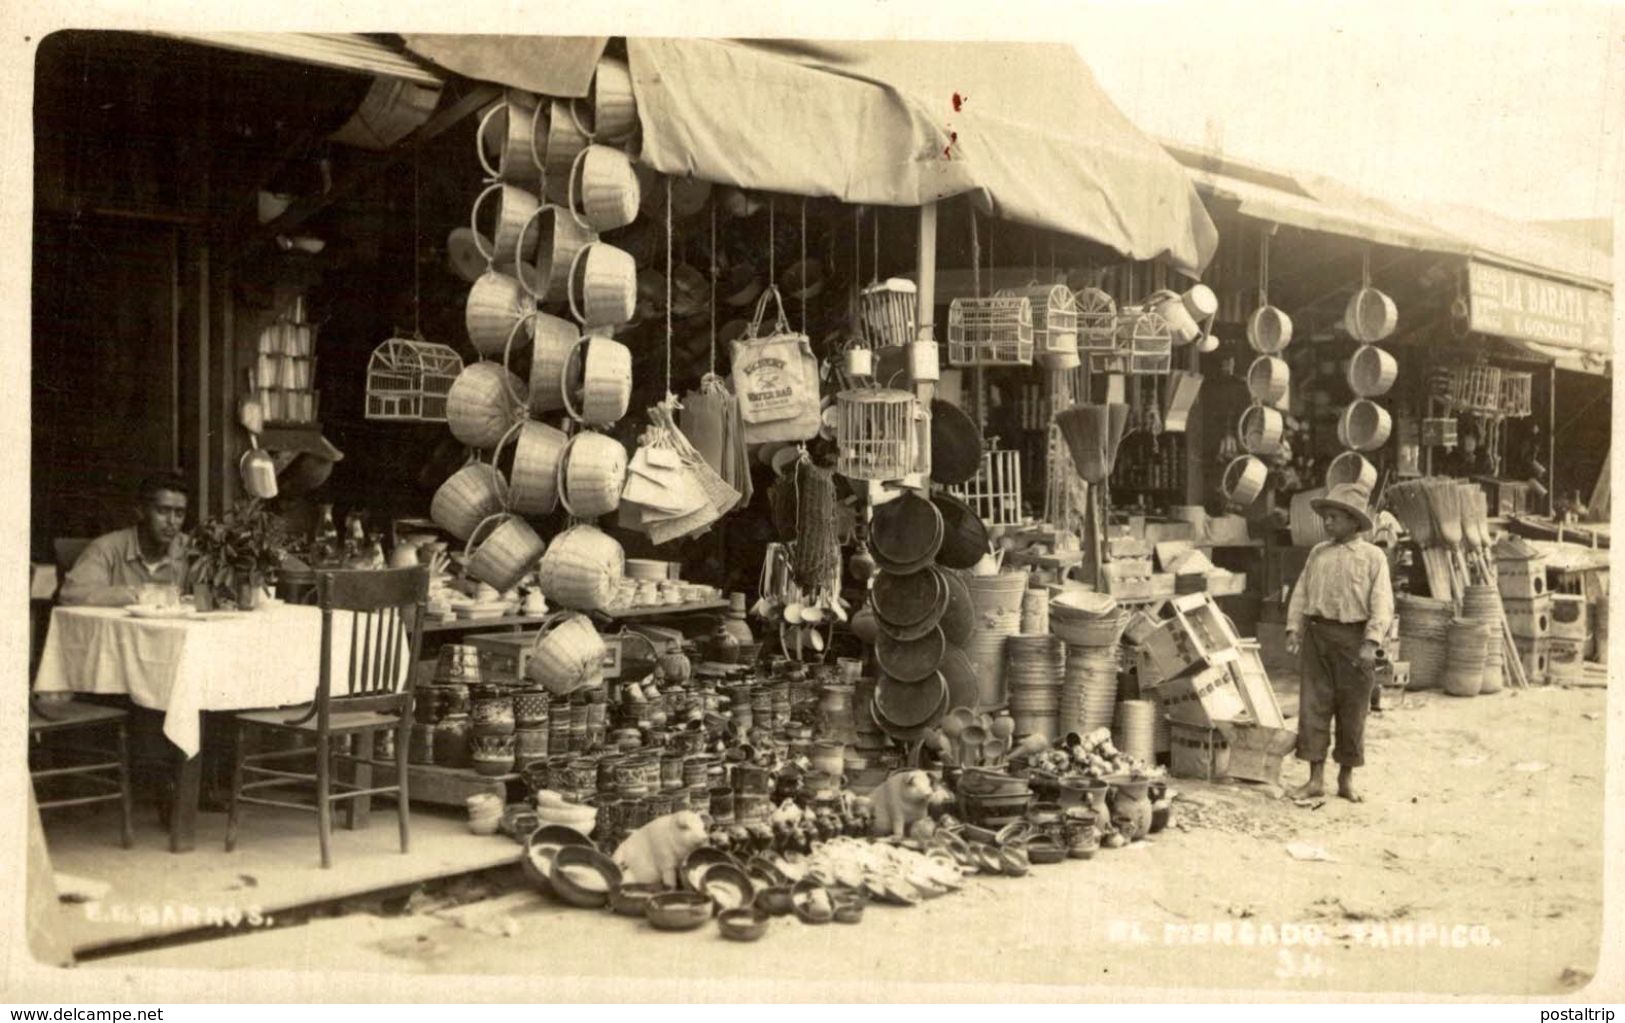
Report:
238,397,279,499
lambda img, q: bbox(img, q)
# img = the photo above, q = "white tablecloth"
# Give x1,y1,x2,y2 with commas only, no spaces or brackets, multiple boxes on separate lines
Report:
32,605,407,757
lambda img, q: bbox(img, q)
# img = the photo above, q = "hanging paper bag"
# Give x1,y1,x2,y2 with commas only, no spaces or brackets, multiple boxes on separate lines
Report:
730,286,821,443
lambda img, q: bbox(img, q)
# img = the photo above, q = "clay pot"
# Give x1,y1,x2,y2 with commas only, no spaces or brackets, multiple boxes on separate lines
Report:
1106,775,1153,842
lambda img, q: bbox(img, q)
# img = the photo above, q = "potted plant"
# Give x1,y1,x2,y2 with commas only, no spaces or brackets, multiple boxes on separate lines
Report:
188,498,289,610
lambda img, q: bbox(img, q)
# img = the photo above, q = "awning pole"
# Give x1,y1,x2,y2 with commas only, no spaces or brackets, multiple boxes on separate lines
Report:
913,201,939,405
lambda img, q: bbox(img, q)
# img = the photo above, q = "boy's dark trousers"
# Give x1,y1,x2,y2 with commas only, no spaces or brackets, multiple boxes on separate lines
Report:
1295,617,1374,767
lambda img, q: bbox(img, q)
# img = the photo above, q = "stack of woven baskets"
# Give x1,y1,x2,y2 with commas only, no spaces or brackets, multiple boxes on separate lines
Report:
1443,617,1492,697
1005,635,1063,740
1397,594,1452,691
1460,584,1505,695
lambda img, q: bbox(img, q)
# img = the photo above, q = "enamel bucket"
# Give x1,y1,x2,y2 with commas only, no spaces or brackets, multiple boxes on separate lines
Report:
1149,290,1202,345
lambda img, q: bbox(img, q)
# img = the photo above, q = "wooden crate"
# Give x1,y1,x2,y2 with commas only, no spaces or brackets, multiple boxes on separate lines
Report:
1169,723,1230,781
1502,594,1552,639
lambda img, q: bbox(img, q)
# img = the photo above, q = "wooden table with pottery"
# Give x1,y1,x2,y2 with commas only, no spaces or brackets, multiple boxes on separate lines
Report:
33,603,405,853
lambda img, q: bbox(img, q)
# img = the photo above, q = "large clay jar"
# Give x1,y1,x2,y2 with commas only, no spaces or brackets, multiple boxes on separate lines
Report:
469,685,516,737
709,620,742,664
431,714,472,768
1106,776,1153,842
471,734,516,777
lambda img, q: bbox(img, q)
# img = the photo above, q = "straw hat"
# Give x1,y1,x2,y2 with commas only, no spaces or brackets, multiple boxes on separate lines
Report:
1310,483,1374,533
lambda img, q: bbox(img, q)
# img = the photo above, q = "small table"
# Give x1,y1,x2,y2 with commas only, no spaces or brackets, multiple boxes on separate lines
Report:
33,604,393,852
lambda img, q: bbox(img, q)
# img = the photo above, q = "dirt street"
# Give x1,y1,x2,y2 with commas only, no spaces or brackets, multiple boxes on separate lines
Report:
108,676,1609,999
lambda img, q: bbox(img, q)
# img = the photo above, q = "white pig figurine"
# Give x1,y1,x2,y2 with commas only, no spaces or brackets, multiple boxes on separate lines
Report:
869,770,933,840
613,811,709,887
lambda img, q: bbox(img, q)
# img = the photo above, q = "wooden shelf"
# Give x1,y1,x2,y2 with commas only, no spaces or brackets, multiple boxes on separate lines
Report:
597,599,729,620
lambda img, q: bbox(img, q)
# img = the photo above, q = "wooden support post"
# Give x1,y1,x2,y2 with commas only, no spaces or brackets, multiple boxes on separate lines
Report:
913,201,939,409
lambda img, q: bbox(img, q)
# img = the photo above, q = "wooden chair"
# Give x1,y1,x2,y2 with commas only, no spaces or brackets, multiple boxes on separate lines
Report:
30,701,135,848
225,566,429,868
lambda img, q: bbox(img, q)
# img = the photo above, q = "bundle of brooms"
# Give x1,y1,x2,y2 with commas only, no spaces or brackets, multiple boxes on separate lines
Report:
1382,477,1525,688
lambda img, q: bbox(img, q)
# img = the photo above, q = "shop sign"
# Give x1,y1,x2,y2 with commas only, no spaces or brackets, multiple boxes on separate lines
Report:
1467,260,1612,353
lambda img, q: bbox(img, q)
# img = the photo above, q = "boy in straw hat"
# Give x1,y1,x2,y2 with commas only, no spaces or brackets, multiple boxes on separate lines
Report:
1285,482,1394,802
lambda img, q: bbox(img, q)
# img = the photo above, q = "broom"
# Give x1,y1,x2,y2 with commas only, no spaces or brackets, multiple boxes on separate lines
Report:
1462,482,1528,688
1428,477,1467,605
1388,480,1453,601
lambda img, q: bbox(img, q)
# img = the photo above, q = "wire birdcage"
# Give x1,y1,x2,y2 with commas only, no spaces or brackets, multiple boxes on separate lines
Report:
1500,370,1533,418
947,296,1034,366
835,388,921,482
996,283,1078,364
858,278,918,348
1450,363,1503,414
366,337,464,422
1074,286,1118,351
948,448,1024,526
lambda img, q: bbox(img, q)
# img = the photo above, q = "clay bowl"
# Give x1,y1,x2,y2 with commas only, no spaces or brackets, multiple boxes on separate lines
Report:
757,884,796,917
549,845,623,909
521,824,597,895
718,906,771,941
1026,837,1066,865
697,862,757,911
610,882,666,918
971,844,1005,875
790,879,835,924
932,493,991,570
833,899,866,924
745,855,790,889
680,847,739,893
645,891,714,931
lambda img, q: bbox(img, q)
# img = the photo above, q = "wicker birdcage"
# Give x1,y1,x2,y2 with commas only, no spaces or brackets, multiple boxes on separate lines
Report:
947,448,1024,526
947,296,1034,367
365,337,464,422
1073,287,1118,351
835,388,921,482
1088,306,1172,375
1501,371,1533,418
996,284,1078,363
1449,363,1503,414
859,278,918,348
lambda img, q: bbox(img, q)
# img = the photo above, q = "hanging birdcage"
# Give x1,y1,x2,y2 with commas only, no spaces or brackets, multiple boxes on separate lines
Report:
1449,363,1503,414
834,388,921,482
1500,370,1533,418
996,283,1078,364
1089,305,1172,375
947,296,1034,367
1074,286,1118,351
366,337,464,422
859,278,918,348
948,448,1024,526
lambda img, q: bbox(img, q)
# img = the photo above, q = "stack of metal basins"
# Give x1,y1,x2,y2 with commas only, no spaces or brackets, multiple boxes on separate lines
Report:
865,490,993,740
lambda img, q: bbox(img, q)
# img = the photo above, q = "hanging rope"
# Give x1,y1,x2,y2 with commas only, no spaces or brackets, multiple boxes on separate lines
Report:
1258,224,1271,307
872,210,879,283
1362,246,1372,291
665,176,674,398
709,202,718,377
768,196,776,285
412,150,422,338
799,197,808,334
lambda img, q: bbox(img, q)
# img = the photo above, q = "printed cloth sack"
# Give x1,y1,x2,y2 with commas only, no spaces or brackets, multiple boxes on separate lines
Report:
730,286,821,444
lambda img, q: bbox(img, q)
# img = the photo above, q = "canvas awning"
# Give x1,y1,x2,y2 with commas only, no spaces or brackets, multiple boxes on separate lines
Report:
403,36,1219,277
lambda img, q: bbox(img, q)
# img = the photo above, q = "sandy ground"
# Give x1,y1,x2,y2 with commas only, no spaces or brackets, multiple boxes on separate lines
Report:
104,678,1610,999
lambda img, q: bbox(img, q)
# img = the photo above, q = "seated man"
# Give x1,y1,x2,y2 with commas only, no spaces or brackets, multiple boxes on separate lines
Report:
59,472,190,607
1441,424,1495,479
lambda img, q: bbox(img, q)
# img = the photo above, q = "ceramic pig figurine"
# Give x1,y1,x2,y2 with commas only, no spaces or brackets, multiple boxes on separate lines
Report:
613,811,708,888
869,770,933,839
